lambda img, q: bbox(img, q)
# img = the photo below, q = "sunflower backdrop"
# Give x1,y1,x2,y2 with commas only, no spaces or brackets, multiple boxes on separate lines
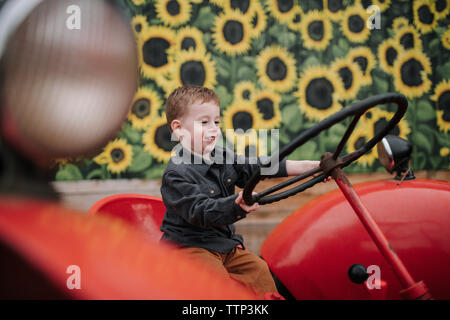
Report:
54,0,449,181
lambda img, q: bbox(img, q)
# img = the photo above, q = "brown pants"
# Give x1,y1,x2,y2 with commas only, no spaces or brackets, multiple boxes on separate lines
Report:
178,246,279,297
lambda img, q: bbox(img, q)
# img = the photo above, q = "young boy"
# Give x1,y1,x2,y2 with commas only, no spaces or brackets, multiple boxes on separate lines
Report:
160,86,327,298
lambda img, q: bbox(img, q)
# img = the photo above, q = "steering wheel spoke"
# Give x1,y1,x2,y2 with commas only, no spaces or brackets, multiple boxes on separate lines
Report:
243,93,408,206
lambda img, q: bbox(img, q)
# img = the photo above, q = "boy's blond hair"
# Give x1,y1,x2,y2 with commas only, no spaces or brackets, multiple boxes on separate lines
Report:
165,86,220,131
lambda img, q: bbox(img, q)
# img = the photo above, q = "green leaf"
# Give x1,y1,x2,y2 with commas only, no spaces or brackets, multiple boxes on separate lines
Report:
55,164,83,181
129,147,152,173
373,75,389,93
236,66,255,81
428,156,442,169
416,99,435,122
411,131,433,154
86,168,104,180
428,38,440,57
301,55,320,70
437,61,450,79
143,164,167,179
287,141,317,160
215,85,233,107
193,7,215,31
281,103,303,132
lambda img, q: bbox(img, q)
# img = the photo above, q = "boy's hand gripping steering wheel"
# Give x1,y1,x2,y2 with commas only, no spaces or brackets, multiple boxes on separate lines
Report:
242,93,408,205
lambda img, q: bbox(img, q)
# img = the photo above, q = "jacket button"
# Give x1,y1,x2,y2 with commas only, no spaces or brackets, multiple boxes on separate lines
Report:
227,178,231,183
237,215,241,219
210,190,214,194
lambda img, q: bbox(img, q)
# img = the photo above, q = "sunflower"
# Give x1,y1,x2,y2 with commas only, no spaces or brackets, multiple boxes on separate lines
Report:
355,0,391,12
234,81,256,104
172,26,206,54
347,46,376,86
94,139,133,174
340,6,370,43
287,6,303,31
167,50,217,90
127,87,161,131
154,0,191,27
212,10,252,56
393,50,432,99
254,90,282,129
256,45,297,93
138,26,175,81
395,25,423,51
392,17,410,31
441,147,450,157
442,29,450,50
297,66,344,122
431,80,450,133
330,58,364,101
346,127,377,166
435,0,450,19
413,0,437,34
361,109,410,139
266,0,298,24
143,115,178,163
248,0,267,39
378,38,403,74
300,10,333,51
324,0,345,21
131,15,149,37
222,102,263,138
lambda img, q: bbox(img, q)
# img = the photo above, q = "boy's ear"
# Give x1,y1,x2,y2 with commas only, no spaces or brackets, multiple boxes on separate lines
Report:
170,119,182,132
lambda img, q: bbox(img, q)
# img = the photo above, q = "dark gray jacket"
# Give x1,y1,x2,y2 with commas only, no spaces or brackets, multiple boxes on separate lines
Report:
160,145,287,253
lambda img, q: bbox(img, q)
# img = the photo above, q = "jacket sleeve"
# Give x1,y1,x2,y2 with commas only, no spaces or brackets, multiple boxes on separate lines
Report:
232,154,288,189
161,170,248,228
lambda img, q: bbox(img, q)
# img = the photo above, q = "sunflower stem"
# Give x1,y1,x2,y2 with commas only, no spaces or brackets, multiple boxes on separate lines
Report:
230,57,237,89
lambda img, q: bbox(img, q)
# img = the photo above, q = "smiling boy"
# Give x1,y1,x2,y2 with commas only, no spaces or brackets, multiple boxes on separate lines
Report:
160,86,327,298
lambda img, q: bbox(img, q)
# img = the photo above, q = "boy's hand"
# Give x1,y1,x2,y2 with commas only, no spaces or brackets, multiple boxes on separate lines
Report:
235,191,260,213
299,160,332,183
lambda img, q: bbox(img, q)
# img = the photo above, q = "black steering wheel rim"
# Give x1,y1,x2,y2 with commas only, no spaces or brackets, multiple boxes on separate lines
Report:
243,92,408,205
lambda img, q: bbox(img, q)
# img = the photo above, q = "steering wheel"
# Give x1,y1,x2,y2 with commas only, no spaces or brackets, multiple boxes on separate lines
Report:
242,92,408,205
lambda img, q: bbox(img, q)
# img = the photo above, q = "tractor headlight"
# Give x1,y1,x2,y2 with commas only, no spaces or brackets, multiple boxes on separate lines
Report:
377,135,413,175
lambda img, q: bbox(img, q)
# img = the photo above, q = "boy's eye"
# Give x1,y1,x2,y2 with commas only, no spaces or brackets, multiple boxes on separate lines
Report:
215,121,220,125
201,120,208,124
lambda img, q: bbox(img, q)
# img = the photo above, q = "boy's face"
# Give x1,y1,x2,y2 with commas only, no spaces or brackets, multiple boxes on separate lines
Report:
174,100,221,156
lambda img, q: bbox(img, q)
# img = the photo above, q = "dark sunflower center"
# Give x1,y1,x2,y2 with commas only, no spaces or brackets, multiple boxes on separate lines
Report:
155,124,177,152
400,58,424,87
166,0,180,16
400,33,414,50
143,37,170,68
245,145,257,158
181,37,196,51
386,47,397,66
230,0,250,14
305,78,334,110
266,57,287,81
437,91,450,121
134,23,142,33
277,0,294,13
418,5,434,24
354,56,368,73
361,0,372,9
257,98,275,120
232,111,253,131
242,89,251,100
132,98,151,119
328,0,343,13
180,61,206,86
308,20,324,41
355,136,366,150
223,20,244,45
348,15,364,33
436,0,447,13
293,13,301,23
111,148,125,163
375,119,400,136
338,66,353,90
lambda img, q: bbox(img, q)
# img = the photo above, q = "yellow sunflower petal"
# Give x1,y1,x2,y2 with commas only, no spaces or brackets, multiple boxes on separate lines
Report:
212,10,252,56
413,0,438,34
330,57,364,101
143,115,178,163
340,6,370,43
431,79,450,133
95,139,133,174
347,46,376,86
394,25,423,51
254,90,282,129
155,0,191,27
127,87,161,130
378,38,404,74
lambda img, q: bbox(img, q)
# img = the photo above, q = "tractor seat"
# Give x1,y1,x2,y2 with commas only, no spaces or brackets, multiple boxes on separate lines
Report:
88,194,166,241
